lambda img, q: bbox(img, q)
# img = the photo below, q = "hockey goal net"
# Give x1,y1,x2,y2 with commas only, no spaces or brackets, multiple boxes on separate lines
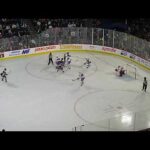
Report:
126,64,136,79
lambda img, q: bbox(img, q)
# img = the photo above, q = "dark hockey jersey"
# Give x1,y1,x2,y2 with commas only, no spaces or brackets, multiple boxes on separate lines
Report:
1,71,7,77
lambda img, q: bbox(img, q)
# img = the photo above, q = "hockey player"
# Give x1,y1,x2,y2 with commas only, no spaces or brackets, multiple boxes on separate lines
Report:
56,58,65,73
60,58,64,63
1,68,8,82
84,58,91,68
142,77,148,92
115,66,121,72
66,57,71,69
55,57,60,66
64,53,66,64
48,52,53,65
75,72,85,86
115,66,121,76
119,67,125,77
79,73,85,86
56,63,64,72
115,66,125,77
66,52,71,59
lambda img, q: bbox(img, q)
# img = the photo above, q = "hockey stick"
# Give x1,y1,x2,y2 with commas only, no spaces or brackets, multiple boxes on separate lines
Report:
72,78,79,81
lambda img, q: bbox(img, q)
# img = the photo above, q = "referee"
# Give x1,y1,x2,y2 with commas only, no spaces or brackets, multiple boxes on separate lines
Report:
142,77,148,92
48,52,53,65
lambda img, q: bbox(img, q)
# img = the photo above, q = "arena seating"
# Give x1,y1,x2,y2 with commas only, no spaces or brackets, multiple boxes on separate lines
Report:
1,18,150,42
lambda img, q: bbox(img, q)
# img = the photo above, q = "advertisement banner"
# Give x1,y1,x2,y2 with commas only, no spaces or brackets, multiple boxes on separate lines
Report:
135,56,141,63
143,60,150,67
1,44,150,69
126,52,150,68
88,45,95,49
22,49,30,55
0,52,4,58
101,46,117,53
60,44,82,50
35,45,58,53
120,50,128,56
82,45,102,50
9,50,21,56
139,58,150,68
129,53,136,60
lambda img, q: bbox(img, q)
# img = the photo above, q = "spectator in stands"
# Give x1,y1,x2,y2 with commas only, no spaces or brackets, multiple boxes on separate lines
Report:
2,18,6,22
48,20,51,26
16,22,19,29
0,24,2,31
68,22,72,28
19,42,23,47
12,24,17,29
6,25,10,30
71,22,74,27
37,21,41,33
18,31,21,37
0,32,2,38
44,23,47,30
48,21,52,28
22,23,27,28
37,21,41,26
8,29,13,36
31,39,36,47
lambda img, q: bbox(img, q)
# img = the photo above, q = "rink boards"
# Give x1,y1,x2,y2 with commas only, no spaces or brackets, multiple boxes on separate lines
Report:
0,44,150,72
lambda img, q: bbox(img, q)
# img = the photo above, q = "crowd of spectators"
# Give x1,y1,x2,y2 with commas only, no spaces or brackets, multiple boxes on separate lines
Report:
1,18,150,42
32,18,150,42
0,18,150,60
32,19,96,33
127,19,150,41
0,18,30,39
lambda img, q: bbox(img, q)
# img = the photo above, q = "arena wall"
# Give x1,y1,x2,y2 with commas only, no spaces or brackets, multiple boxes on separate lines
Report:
0,44,150,72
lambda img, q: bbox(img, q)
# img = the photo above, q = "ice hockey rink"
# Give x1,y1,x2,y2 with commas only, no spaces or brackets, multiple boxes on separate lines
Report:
0,51,150,131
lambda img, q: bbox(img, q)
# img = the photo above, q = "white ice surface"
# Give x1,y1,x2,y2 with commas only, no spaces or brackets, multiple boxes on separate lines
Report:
0,52,150,131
